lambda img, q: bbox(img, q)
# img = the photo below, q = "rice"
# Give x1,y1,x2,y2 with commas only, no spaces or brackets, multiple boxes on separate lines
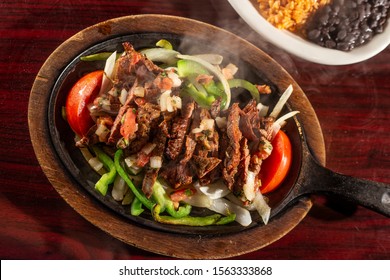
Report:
257,0,330,32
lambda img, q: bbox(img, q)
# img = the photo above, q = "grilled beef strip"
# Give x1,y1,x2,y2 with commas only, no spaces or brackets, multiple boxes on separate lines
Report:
127,102,161,154
233,137,250,195
165,100,195,160
141,120,169,198
222,103,243,189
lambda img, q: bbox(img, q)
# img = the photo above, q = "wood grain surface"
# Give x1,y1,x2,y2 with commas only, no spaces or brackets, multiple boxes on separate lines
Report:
1,0,390,259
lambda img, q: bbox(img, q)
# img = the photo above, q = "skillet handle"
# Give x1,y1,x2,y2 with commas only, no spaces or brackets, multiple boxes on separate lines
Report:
271,145,390,219
301,154,390,218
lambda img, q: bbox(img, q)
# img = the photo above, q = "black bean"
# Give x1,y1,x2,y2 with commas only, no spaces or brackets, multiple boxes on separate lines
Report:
302,0,390,51
337,29,348,40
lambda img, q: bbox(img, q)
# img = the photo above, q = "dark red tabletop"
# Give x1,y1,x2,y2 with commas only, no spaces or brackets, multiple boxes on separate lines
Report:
1,0,389,259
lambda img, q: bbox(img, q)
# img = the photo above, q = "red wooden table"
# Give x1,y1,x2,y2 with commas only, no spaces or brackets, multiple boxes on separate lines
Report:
1,0,389,259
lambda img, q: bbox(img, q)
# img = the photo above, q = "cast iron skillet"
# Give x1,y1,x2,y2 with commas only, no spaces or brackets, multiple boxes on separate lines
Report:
28,15,389,258
48,32,390,236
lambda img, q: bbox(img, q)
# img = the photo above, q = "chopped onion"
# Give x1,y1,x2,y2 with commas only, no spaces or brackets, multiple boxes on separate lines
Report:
171,95,182,110
133,86,145,97
166,96,174,112
111,175,127,201
215,116,227,129
149,156,162,169
99,51,117,96
167,71,182,87
159,90,171,111
194,180,230,199
95,123,110,142
209,198,252,227
253,191,271,225
101,98,111,111
269,84,293,118
119,88,128,105
192,118,215,134
177,54,231,110
124,155,137,168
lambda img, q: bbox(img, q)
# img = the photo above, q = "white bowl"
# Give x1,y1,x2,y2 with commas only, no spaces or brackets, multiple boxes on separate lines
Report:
228,0,390,65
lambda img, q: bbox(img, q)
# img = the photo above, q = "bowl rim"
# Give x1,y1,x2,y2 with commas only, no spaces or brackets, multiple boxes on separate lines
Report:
28,14,325,259
228,0,390,65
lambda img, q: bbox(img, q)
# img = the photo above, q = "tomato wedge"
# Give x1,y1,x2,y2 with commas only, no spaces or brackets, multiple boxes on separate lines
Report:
120,108,137,140
65,70,103,136
259,130,292,194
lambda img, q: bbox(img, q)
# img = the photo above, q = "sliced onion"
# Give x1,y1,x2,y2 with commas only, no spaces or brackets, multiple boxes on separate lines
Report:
269,84,293,118
183,192,212,208
221,63,238,80
243,170,257,201
88,157,104,172
226,193,256,211
99,51,117,96
275,110,300,127
111,175,127,201
122,190,134,205
256,102,269,117
177,54,231,110
194,180,230,199
253,191,271,225
193,54,223,65
209,198,252,227
140,48,179,65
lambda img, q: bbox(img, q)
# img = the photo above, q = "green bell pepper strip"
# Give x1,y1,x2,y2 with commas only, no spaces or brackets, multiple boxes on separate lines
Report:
92,146,117,196
226,79,260,103
177,59,209,77
181,82,215,109
114,149,155,210
152,180,191,218
130,197,144,216
215,213,237,225
155,39,173,50
80,52,121,61
152,205,236,226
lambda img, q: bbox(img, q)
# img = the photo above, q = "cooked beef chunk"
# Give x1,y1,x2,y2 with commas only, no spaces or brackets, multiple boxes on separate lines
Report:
127,103,161,153
239,99,260,141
